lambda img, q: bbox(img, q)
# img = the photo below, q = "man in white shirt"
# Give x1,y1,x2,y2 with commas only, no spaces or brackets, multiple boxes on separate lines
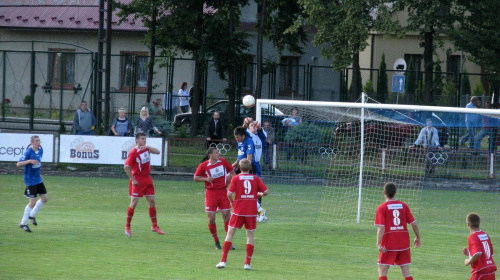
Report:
410,118,443,174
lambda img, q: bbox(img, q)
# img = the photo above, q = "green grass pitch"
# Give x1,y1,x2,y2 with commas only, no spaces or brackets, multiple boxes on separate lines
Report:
0,174,492,279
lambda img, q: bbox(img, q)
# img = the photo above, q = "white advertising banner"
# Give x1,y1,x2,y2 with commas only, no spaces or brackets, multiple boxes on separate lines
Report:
0,133,54,162
59,135,163,166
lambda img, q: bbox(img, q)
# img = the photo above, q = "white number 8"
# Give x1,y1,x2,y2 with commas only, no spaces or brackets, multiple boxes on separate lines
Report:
244,180,252,194
393,210,401,226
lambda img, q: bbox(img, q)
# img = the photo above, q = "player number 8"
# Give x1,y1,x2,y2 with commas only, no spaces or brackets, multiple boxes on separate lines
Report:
392,210,401,226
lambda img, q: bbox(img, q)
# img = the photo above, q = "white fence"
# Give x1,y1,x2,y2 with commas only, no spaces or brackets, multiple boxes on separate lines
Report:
0,133,164,166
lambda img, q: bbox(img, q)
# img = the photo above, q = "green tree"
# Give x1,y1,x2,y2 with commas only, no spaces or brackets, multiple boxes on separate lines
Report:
405,57,417,99
363,80,375,97
255,0,308,99
432,58,444,97
472,83,485,96
378,1,455,104
450,0,500,103
117,0,250,136
298,1,378,101
461,69,471,96
450,0,500,74
377,53,388,103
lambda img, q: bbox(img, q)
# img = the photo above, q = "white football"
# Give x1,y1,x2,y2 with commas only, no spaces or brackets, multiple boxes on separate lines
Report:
242,95,256,108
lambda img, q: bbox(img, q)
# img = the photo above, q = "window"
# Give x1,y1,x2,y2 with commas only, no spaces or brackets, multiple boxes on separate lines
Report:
240,55,254,94
279,56,300,96
120,52,149,91
447,55,461,82
404,54,422,72
48,49,75,89
404,54,423,83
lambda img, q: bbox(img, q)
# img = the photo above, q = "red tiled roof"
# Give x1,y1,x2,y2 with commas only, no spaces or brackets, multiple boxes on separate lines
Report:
0,5,147,31
0,2,241,32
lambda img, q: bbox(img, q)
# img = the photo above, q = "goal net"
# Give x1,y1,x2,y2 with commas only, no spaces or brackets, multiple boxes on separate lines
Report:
256,95,500,233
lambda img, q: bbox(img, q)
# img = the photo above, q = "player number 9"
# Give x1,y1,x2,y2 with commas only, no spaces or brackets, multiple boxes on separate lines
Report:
243,180,252,194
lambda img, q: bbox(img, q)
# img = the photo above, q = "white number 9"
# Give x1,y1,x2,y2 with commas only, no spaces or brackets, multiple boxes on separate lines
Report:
244,180,252,194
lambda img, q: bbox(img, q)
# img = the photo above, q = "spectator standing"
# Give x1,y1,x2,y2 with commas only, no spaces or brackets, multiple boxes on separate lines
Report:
111,108,132,136
17,135,48,233
461,96,481,148
410,118,442,174
178,82,190,113
462,213,497,280
281,107,305,163
124,132,164,237
216,158,269,270
134,107,162,136
73,101,96,135
206,111,227,149
375,182,421,280
262,120,275,169
163,91,179,120
474,101,496,153
194,147,236,250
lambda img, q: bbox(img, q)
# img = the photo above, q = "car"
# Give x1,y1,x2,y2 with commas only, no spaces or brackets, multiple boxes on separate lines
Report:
173,100,284,133
335,110,449,147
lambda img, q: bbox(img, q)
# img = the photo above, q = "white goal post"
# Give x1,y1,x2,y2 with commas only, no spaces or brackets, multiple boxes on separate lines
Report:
256,94,500,227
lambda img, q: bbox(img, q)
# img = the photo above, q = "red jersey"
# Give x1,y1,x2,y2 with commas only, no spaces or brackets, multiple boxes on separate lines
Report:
125,147,151,177
374,200,416,251
194,158,233,190
228,173,268,216
468,230,497,275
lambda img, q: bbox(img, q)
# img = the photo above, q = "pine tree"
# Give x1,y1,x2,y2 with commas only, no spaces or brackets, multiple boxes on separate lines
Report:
377,53,388,103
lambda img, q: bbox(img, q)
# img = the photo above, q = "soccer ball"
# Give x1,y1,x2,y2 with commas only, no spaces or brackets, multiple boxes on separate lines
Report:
242,95,255,108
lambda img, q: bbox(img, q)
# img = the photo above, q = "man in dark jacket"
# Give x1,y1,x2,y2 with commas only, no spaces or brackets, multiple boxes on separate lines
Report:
206,111,227,149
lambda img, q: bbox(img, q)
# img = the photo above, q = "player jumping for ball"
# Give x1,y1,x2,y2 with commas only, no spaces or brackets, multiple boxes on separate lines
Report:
124,132,164,237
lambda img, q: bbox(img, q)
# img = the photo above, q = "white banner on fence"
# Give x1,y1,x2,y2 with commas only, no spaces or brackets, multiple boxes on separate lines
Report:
59,135,163,166
0,133,54,162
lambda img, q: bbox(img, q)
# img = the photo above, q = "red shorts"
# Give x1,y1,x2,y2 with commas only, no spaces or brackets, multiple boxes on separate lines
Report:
129,176,155,197
471,268,496,280
205,189,230,212
229,214,257,231
378,249,411,266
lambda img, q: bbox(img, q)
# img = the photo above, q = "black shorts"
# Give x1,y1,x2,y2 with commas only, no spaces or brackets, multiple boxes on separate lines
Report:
24,182,47,198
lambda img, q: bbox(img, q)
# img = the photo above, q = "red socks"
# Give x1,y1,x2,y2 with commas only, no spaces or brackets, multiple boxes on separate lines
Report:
404,277,413,280
245,244,254,265
126,207,134,227
149,207,157,227
224,221,229,233
379,277,388,280
221,241,232,262
208,223,219,242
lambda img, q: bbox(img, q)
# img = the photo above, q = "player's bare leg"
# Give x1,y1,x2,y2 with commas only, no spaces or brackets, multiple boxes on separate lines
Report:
221,210,235,250
146,195,163,235
400,265,413,280
378,264,389,280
